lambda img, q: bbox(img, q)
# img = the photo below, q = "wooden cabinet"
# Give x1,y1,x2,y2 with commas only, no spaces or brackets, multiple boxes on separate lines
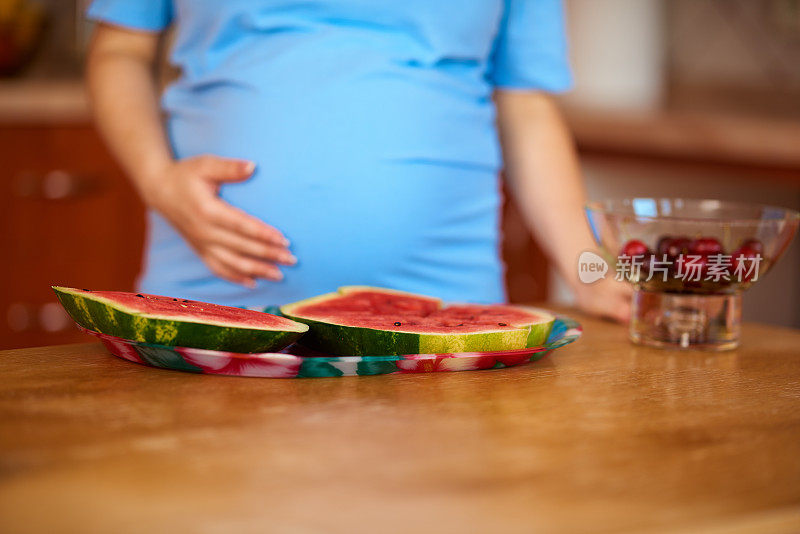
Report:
501,187,549,304
0,124,145,349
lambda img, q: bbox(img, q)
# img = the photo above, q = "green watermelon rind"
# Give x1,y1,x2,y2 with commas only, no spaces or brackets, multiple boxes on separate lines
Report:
280,287,555,356
53,286,308,353
515,305,556,347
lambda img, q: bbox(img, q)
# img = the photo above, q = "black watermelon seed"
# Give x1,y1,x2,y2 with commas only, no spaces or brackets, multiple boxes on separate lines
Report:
498,322,507,326
136,294,144,298
457,323,464,326
183,299,189,302
394,322,402,326
173,298,178,301
82,289,90,292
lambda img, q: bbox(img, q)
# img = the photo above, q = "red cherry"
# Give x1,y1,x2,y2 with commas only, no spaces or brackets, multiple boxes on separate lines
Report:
737,238,763,256
656,236,691,260
689,237,723,256
621,239,650,257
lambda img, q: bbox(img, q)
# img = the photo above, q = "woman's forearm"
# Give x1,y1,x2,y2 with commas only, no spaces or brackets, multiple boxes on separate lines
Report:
86,24,172,203
495,90,594,289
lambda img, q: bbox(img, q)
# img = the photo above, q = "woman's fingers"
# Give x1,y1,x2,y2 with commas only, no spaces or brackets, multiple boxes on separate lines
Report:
208,245,284,282
573,277,632,324
203,254,256,288
149,155,294,288
606,295,631,324
206,199,289,247
193,155,256,183
211,228,296,265
610,286,632,323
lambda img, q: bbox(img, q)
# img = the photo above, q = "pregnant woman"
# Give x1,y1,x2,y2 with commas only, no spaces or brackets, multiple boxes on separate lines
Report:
86,0,629,321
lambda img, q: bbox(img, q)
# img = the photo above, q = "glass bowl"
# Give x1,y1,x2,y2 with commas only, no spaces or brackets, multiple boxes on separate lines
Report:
585,198,799,350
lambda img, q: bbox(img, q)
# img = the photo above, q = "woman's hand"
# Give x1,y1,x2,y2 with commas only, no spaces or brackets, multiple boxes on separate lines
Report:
87,27,293,288
571,276,632,323
139,155,295,288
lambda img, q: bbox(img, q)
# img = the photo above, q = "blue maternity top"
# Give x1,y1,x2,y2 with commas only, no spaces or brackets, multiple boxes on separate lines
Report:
88,0,571,306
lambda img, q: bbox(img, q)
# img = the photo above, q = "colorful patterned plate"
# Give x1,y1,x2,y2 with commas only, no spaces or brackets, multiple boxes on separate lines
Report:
81,315,581,379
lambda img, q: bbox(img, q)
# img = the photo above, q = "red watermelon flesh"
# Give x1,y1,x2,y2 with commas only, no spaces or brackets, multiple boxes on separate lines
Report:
289,290,543,334
297,290,440,316
72,290,299,328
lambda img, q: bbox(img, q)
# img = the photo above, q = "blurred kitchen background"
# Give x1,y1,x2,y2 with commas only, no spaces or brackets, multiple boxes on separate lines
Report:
1,0,799,349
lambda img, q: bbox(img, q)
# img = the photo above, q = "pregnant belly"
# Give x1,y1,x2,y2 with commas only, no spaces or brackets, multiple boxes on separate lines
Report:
221,157,501,280
159,86,504,302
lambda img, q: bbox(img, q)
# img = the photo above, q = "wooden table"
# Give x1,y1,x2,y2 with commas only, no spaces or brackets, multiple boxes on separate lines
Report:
1,311,799,533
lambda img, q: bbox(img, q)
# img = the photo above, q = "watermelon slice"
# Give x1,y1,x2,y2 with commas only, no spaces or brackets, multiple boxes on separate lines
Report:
53,287,308,353
280,286,555,356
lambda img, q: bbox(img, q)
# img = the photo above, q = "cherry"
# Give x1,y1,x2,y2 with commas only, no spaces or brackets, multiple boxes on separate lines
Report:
689,237,723,256
737,238,763,256
656,236,691,260
621,239,650,257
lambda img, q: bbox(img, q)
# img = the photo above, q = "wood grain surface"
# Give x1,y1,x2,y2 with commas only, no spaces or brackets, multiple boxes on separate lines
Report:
1,310,799,534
